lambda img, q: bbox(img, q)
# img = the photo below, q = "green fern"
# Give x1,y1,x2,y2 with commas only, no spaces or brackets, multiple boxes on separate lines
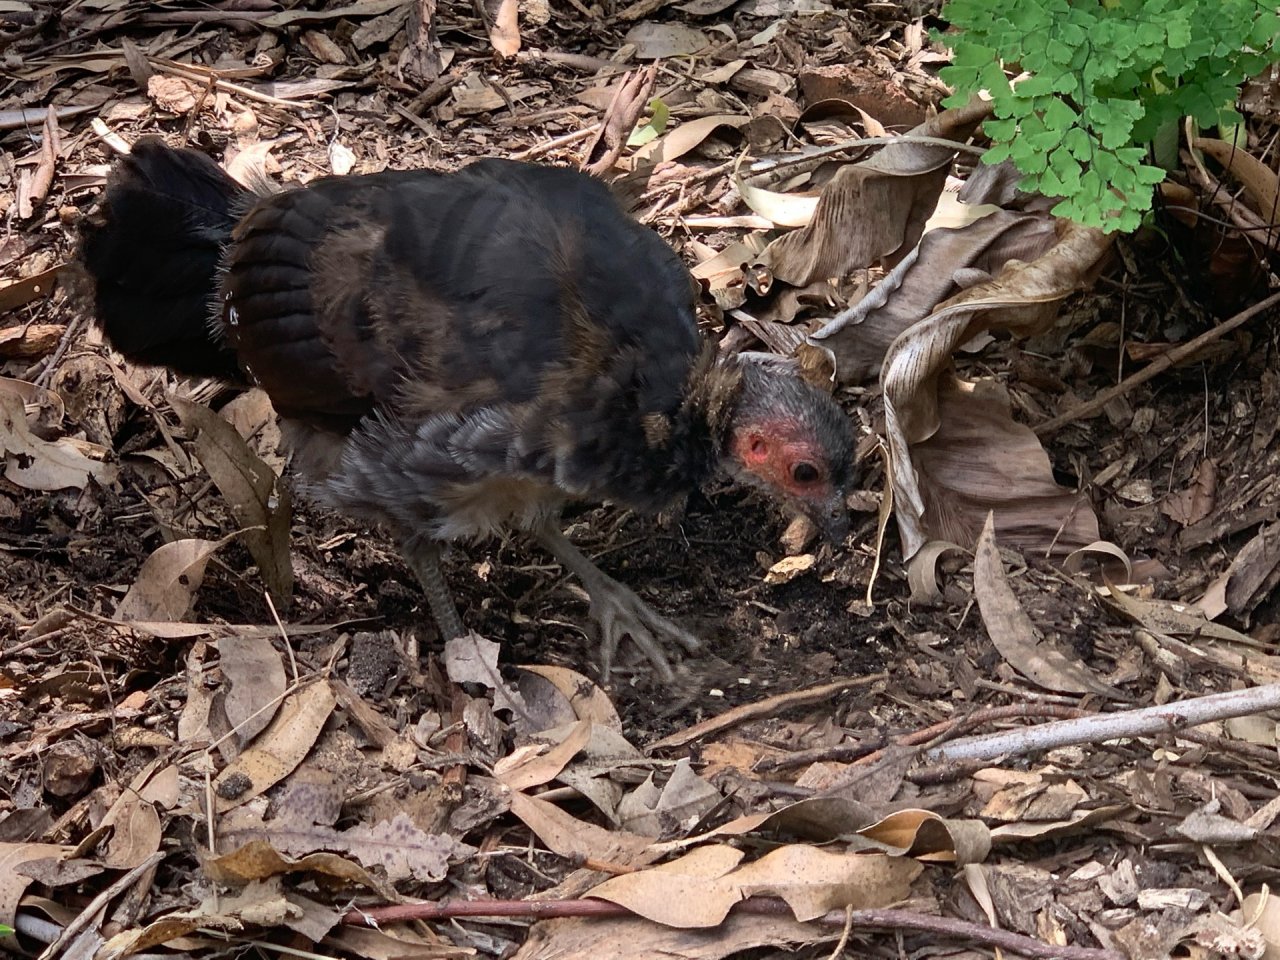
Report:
938,0,1280,232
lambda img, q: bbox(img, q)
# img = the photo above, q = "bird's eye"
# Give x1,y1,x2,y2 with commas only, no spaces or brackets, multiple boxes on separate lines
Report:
792,462,820,484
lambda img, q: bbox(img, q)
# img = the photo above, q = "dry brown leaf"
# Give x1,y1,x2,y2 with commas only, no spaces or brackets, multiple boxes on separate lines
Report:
496,719,593,792
974,513,1119,698
0,843,73,928
1241,887,1280,960
212,681,337,813
0,391,115,491
510,912,836,960
590,843,921,926
631,114,750,166
115,534,238,623
444,632,527,716
170,393,293,607
218,634,287,746
489,0,521,56
507,790,654,866
809,210,1059,385
617,759,720,836
623,21,708,59
907,380,1101,559
205,838,398,901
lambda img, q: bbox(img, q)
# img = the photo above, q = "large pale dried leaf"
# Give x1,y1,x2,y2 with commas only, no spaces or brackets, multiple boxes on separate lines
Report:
974,514,1118,697
0,391,115,491
631,114,750,166
115,534,238,622
489,0,520,56
510,912,835,960
218,634,287,745
870,223,1112,559
617,759,720,837
590,843,921,926
906,381,1100,559
170,394,293,606
212,681,337,812
496,719,593,792
623,22,708,59
1241,888,1280,960
756,98,991,288
508,790,654,866
100,793,162,870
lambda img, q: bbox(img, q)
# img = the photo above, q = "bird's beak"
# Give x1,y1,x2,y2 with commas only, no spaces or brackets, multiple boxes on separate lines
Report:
806,493,849,545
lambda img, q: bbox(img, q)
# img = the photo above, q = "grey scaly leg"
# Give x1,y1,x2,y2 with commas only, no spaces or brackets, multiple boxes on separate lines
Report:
400,537,465,640
532,518,700,682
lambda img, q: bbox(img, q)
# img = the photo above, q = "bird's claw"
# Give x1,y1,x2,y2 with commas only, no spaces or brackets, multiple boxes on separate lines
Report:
587,580,701,683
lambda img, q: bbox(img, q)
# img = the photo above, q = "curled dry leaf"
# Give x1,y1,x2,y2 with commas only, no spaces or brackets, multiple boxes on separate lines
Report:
489,0,521,57
1194,137,1280,226
205,838,398,902
0,391,115,491
170,394,293,607
864,219,1113,560
973,514,1120,699
589,842,922,927
115,532,239,623
517,664,622,730
754,97,992,290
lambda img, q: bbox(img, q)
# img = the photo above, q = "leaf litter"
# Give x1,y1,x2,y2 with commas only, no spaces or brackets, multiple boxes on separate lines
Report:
4,1,1280,959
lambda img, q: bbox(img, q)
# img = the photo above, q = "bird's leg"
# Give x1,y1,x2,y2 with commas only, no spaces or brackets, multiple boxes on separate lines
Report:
532,519,701,682
399,537,466,640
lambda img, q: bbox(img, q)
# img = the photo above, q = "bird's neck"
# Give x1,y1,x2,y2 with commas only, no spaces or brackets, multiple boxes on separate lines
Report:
680,345,744,457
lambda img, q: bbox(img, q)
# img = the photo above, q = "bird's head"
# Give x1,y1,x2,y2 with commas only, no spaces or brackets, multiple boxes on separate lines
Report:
722,355,855,544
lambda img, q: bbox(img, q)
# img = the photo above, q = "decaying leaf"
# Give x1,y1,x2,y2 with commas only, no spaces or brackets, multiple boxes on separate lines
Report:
170,394,293,607
0,391,115,491
217,634,288,746
115,533,239,623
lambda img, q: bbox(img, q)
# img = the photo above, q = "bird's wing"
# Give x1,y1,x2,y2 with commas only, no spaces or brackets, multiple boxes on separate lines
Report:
223,160,703,507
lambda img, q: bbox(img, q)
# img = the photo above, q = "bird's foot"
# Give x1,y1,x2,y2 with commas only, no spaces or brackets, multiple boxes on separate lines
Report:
582,576,701,683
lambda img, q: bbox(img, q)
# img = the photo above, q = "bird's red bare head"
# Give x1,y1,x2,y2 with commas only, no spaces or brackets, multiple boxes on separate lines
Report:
724,357,855,542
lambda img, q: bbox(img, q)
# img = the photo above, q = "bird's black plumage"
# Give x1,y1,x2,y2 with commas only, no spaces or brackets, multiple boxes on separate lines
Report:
77,138,854,677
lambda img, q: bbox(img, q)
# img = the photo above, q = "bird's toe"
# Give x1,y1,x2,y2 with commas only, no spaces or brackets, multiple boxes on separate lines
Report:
588,583,697,681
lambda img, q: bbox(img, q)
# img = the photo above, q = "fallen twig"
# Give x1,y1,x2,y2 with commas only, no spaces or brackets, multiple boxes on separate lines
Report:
646,673,887,752
923,683,1280,764
1036,289,1280,436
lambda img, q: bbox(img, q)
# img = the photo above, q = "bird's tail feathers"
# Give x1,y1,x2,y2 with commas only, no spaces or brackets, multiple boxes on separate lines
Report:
76,136,254,380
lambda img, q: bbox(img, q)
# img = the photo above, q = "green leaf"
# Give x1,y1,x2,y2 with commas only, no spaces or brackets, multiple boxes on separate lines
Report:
626,97,669,147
